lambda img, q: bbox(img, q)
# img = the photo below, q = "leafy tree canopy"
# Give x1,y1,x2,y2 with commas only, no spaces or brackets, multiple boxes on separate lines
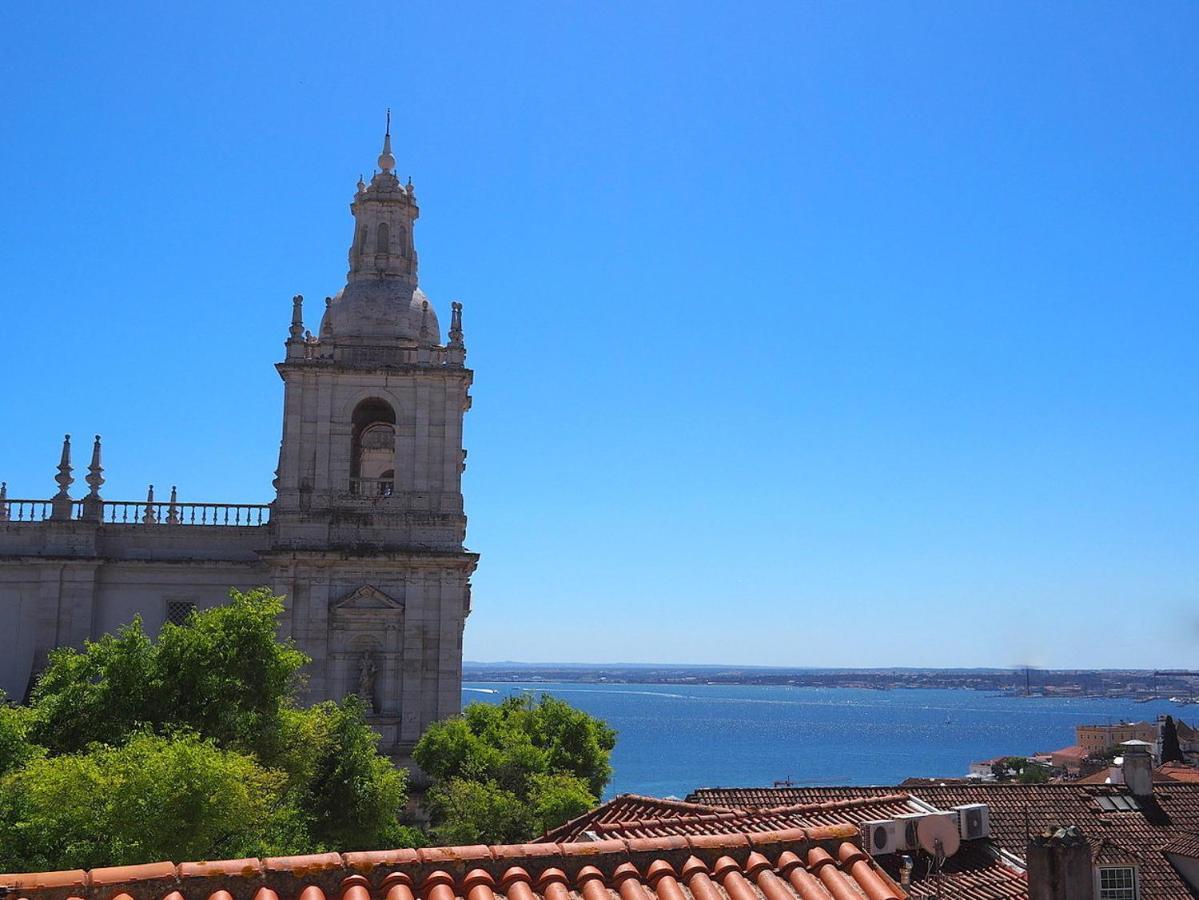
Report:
414,695,616,844
0,589,418,870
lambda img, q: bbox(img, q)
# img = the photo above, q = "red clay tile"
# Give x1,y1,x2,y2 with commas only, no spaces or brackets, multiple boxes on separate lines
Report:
680,859,722,900
416,846,491,868
624,836,689,854
498,867,533,892
90,863,177,888
750,867,797,900
344,849,420,871
462,868,495,900
180,859,263,880
419,869,455,900
612,863,650,900
339,875,371,900
380,873,415,900
557,839,626,859
489,844,561,863
803,825,857,843
645,863,686,900
0,871,88,892
296,886,326,900
805,847,835,873
264,855,343,876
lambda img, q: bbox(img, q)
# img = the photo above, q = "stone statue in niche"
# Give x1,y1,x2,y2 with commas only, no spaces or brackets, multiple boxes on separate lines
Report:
357,651,379,713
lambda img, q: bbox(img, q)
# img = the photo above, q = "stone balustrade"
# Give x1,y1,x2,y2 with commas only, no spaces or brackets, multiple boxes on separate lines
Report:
0,497,271,526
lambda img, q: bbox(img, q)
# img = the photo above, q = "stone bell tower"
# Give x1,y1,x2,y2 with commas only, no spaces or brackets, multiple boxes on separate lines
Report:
268,117,477,759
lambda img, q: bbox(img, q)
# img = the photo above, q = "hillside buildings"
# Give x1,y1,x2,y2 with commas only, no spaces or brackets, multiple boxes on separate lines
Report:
0,126,477,760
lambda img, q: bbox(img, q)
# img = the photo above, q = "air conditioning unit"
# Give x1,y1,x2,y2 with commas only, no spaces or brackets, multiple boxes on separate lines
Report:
894,813,925,850
955,804,991,840
894,812,959,850
861,819,899,855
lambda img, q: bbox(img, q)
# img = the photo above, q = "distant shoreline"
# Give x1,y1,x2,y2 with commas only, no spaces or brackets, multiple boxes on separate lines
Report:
463,664,1197,704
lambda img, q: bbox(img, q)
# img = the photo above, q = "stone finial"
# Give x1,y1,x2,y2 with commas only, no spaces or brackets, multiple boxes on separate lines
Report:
167,485,180,525
51,434,74,520
81,434,105,521
85,435,104,498
356,174,365,194
289,295,305,342
419,299,432,343
449,301,464,348
0,481,8,522
142,484,157,525
378,108,395,173
320,296,334,340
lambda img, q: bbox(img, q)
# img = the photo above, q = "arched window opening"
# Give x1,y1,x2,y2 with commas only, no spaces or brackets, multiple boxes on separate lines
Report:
397,225,408,257
375,222,390,255
356,225,367,256
351,399,396,496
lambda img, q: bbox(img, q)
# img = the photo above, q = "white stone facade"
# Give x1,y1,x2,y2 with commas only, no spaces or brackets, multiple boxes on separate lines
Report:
0,127,477,760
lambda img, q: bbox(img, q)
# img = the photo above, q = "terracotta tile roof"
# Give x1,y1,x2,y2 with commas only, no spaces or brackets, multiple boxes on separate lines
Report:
1073,765,1197,786
0,829,906,900
894,843,1027,900
540,794,918,843
1162,833,1199,859
1159,765,1199,784
688,783,1199,899
538,794,1026,899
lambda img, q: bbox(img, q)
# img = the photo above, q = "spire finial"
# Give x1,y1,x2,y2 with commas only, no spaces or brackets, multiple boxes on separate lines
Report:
142,484,157,525
82,434,105,521
85,435,104,499
449,300,464,349
289,294,305,341
51,434,74,520
378,108,396,173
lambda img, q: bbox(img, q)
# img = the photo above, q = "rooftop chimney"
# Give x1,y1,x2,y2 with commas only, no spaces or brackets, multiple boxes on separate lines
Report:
1120,740,1154,797
1027,825,1094,900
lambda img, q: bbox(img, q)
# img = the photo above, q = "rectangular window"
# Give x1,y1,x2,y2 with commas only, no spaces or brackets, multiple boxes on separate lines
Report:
1099,867,1136,900
165,600,197,627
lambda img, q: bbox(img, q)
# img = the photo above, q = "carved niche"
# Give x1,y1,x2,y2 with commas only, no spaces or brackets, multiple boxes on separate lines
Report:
330,585,404,717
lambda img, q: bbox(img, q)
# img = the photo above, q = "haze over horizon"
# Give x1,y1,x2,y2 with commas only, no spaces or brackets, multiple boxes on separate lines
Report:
1,3,1196,669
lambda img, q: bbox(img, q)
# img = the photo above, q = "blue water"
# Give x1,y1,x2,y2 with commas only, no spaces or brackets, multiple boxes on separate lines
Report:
462,682,1187,799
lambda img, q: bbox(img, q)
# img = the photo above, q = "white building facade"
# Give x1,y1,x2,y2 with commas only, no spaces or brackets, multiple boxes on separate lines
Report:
0,128,478,760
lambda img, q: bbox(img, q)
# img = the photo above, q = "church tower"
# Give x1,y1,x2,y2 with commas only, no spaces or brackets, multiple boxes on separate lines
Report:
269,120,476,758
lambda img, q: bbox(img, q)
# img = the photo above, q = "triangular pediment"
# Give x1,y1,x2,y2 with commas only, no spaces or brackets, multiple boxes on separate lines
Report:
332,585,403,611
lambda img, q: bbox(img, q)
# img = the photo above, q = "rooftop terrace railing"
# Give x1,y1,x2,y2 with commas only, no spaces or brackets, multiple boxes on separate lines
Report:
0,498,271,526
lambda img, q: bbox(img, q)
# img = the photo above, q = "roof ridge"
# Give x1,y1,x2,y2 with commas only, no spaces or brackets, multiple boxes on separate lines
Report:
757,793,913,815
1,826,866,895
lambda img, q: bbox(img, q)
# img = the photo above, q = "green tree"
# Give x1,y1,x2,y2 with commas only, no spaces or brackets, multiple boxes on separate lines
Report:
414,694,614,844
1017,763,1050,783
2,589,413,868
1162,715,1185,764
0,699,41,777
0,732,290,871
31,588,308,758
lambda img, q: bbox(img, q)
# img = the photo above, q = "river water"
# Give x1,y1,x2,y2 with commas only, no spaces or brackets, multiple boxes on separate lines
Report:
462,681,1186,799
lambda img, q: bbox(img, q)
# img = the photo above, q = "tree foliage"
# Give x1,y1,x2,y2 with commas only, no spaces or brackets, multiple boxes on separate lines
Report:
414,695,616,844
0,589,417,870
991,756,1049,783
0,732,291,871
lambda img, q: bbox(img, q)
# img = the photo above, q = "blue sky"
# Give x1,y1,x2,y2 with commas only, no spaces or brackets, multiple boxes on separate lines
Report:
1,3,1196,668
